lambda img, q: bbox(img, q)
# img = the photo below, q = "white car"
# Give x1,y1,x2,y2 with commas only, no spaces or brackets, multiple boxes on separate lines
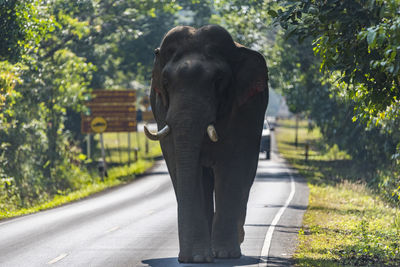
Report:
260,120,271,159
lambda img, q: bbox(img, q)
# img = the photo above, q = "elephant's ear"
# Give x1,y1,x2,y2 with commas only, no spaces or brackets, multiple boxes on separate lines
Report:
151,48,168,107
233,46,268,106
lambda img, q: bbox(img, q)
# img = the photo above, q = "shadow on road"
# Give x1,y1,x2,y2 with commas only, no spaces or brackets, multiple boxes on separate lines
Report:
245,223,303,236
255,172,291,182
262,256,294,266
144,171,169,176
142,255,260,267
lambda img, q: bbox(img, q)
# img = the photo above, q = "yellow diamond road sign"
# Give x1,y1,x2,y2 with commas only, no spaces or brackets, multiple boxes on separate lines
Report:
91,117,107,133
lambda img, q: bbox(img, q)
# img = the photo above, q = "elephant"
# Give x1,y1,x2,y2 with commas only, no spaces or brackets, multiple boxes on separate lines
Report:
144,25,268,263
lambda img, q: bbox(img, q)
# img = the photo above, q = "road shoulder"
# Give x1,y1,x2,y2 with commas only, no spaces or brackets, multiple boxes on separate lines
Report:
263,131,309,266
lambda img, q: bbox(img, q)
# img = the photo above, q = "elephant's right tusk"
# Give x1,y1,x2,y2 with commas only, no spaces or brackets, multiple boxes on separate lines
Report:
207,125,218,142
144,124,170,141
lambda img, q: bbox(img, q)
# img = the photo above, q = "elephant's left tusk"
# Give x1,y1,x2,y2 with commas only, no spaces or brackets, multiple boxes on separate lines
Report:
144,124,170,141
207,125,218,142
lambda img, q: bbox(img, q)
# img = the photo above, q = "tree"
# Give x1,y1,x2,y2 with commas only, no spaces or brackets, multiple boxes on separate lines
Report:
1,0,184,206
1,1,96,203
211,0,275,47
272,0,400,126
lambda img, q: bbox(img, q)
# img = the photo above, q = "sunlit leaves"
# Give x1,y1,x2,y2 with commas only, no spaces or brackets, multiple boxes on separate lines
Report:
0,0,97,203
0,0,57,62
57,11,90,40
0,0,186,206
211,0,274,48
0,62,21,110
366,29,377,46
274,0,400,126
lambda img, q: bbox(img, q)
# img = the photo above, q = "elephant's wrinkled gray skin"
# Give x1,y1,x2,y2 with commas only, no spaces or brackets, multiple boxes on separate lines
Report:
146,25,268,263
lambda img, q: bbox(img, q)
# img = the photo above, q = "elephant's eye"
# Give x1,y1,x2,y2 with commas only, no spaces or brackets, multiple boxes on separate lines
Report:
214,71,230,96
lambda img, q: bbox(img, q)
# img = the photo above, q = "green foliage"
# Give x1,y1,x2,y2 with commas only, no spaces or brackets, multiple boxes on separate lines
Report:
372,169,400,205
273,0,400,126
93,132,162,165
55,1,183,145
0,0,96,202
51,0,180,89
277,120,400,265
265,28,396,168
0,61,22,119
0,0,56,62
0,0,181,213
177,0,213,28
211,0,275,47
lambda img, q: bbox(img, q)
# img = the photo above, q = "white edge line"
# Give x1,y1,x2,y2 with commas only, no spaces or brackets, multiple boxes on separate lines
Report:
259,170,296,267
105,226,120,233
47,253,68,265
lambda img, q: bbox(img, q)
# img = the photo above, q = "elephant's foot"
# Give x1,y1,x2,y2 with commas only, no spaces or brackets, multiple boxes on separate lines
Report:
178,250,214,263
212,223,243,259
212,245,241,259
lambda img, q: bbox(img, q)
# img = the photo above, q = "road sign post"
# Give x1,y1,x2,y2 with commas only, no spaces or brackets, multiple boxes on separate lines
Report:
89,116,108,178
136,131,140,161
99,133,107,179
117,132,122,164
128,132,131,165
134,148,139,162
295,114,299,148
86,134,91,160
145,137,149,155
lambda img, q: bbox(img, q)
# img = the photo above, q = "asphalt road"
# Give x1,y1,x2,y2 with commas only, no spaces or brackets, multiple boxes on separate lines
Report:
0,133,308,267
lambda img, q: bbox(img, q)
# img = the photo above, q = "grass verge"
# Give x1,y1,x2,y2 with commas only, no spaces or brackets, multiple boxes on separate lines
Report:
276,119,400,266
95,131,162,164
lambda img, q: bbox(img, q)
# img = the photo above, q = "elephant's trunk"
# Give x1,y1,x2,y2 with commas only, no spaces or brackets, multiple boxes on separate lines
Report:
173,125,212,256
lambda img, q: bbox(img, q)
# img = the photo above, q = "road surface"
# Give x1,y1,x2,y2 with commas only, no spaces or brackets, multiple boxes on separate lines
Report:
0,134,308,267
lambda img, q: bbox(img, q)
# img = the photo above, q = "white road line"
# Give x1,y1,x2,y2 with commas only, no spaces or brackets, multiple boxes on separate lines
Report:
47,253,68,265
259,169,296,267
146,209,155,216
105,226,120,233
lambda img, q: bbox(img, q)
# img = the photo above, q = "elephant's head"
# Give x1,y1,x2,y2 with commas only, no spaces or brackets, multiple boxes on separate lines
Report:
144,25,268,147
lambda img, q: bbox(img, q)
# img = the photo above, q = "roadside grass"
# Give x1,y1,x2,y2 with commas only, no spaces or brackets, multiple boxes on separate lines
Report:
276,119,400,266
0,132,162,220
94,131,162,165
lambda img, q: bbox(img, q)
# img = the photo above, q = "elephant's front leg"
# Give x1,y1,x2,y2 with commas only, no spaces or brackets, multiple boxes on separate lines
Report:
161,137,213,262
212,154,258,259
175,156,213,263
